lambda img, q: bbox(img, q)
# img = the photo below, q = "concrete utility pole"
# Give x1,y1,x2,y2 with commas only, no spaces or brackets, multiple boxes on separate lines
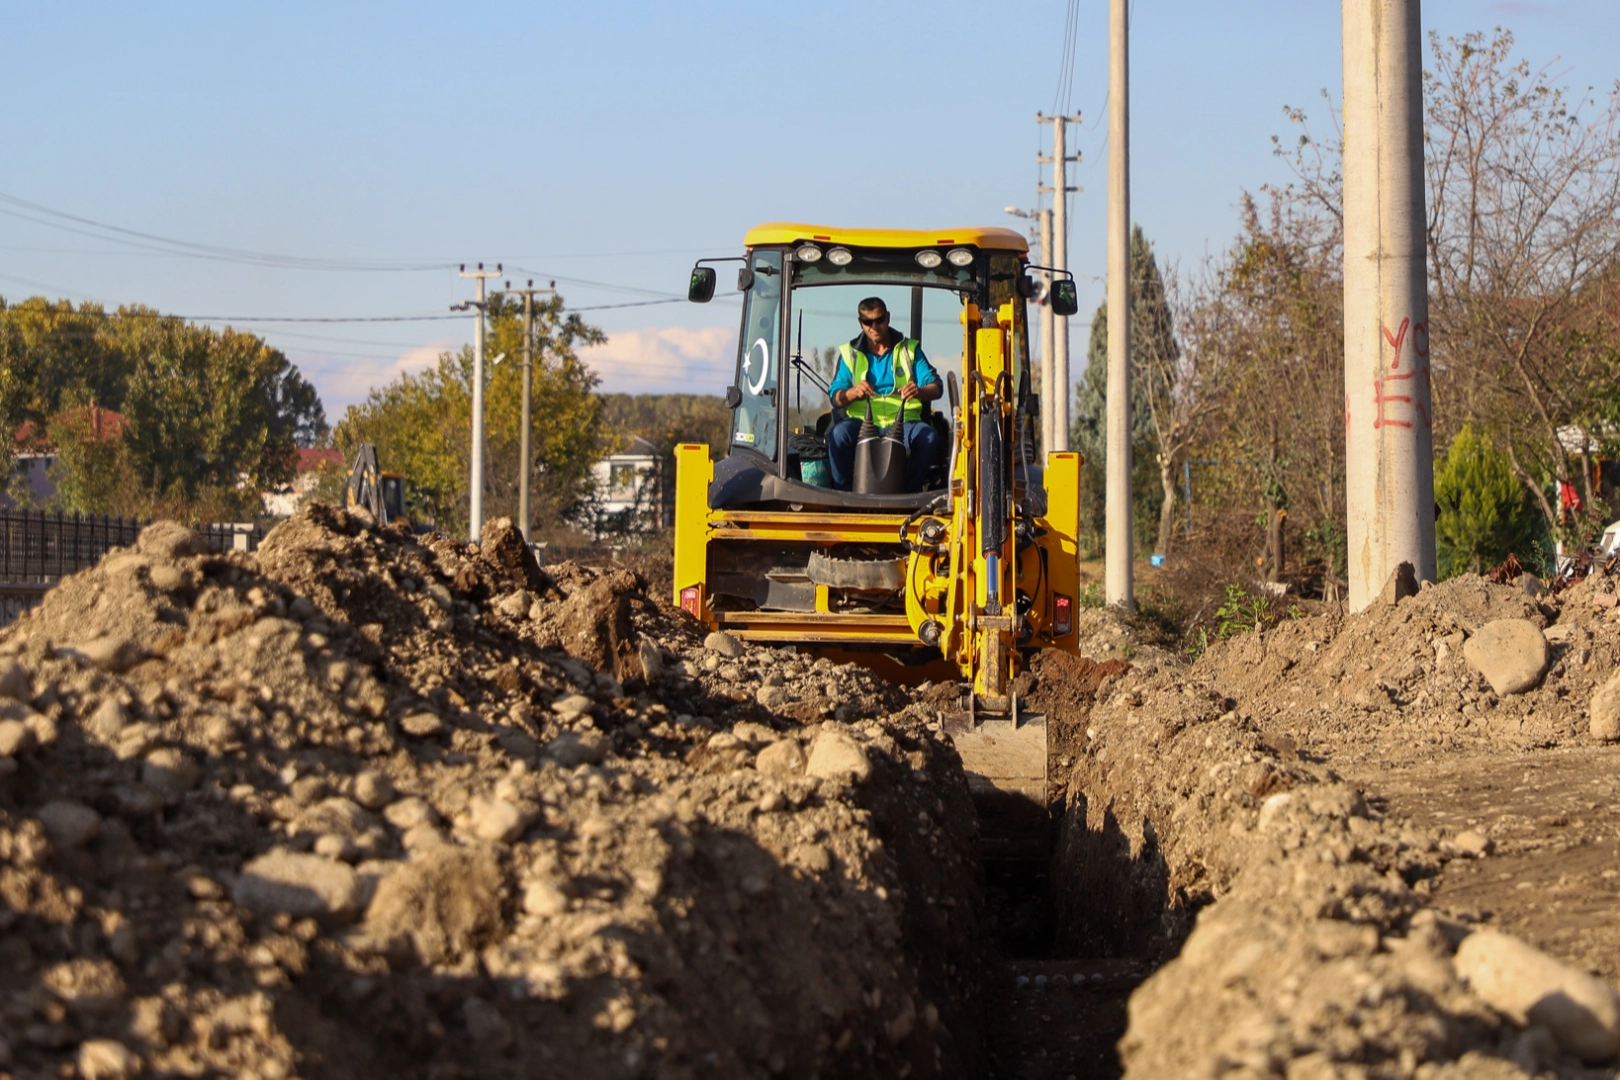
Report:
455,263,502,543
1004,206,1056,457
1106,0,1133,609
507,279,556,544
1038,208,1055,457
1342,0,1435,610
1039,112,1083,453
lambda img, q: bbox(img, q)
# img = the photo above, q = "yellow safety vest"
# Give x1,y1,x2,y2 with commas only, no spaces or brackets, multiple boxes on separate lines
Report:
838,338,923,426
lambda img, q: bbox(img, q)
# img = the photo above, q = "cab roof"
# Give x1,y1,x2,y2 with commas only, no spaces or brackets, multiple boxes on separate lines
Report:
742,222,1028,254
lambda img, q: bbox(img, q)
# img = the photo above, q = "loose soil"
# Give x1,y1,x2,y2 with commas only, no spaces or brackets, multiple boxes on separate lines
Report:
1028,571,1620,1078
0,507,988,1079
3,508,1620,1079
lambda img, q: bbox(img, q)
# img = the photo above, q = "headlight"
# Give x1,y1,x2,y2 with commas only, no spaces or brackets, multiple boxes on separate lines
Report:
826,247,853,266
795,243,822,262
946,247,975,267
915,250,943,269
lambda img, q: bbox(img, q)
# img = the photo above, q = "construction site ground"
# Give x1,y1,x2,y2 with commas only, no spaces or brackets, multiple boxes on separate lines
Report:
2,506,1619,1078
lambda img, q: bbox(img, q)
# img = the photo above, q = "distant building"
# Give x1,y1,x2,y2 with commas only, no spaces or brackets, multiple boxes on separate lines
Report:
590,435,667,536
6,406,125,508
261,447,343,517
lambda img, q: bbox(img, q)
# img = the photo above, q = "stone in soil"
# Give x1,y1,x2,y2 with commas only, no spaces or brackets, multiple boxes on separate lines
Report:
1463,618,1550,695
1455,928,1620,1063
232,848,364,921
704,629,745,657
1590,669,1620,741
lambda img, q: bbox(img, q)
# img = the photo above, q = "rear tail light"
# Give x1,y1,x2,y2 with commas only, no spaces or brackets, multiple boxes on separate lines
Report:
1052,593,1073,637
679,586,703,617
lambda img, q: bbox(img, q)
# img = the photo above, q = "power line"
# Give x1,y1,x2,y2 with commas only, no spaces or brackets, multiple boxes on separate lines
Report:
505,265,683,299
0,191,452,272
1051,0,1080,117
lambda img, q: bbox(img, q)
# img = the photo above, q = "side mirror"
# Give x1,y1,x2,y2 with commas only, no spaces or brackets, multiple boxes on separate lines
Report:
688,266,717,303
724,385,743,409
1051,278,1079,317
737,267,755,291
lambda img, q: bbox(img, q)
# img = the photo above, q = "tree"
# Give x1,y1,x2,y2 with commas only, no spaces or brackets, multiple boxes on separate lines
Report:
599,393,730,461
1206,196,1346,580
336,293,608,538
46,406,138,515
1424,29,1620,540
1434,424,1535,575
1271,29,1620,542
0,296,327,518
1072,225,1179,555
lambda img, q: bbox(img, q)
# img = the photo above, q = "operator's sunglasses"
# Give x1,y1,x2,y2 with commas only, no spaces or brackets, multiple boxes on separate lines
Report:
859,313,890,327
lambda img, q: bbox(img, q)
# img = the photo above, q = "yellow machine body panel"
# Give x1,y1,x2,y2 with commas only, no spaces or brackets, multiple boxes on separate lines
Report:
743,222,1028,254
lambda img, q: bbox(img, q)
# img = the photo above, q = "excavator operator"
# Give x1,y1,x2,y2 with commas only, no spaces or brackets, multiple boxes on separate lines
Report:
826,297,943,492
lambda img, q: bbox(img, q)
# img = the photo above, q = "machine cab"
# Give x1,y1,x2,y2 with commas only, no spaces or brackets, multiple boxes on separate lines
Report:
689,224,1047,512
380,474,408,524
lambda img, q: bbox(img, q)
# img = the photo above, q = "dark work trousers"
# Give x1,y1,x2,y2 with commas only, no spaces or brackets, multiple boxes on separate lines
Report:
826,418,937,492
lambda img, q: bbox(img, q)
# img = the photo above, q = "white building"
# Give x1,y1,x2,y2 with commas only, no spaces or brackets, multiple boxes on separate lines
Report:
261,448,343,517
590,435,665,536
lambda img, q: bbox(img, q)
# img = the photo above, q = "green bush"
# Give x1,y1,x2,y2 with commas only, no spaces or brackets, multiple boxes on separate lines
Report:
1434,425,1535,577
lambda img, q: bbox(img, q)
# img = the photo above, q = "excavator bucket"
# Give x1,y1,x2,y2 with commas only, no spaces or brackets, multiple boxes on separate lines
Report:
943,703,1049,858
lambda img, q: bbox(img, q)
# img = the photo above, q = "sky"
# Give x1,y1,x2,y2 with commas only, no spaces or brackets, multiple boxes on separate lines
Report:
2,1,1617,424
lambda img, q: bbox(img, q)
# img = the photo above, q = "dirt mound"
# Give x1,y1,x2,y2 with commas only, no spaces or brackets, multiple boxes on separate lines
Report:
0,506,989,1078
1044,568,1620,1077
1189,573,1620,761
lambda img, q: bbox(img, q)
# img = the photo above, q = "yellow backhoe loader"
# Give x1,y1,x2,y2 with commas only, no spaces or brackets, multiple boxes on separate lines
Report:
345,444,413,529
674,224,1084,852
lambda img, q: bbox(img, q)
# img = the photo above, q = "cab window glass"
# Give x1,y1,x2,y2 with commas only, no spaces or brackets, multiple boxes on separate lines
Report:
732,250,782,459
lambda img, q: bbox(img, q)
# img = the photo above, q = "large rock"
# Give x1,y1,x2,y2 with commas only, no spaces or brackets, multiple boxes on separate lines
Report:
755,739,807,777
704,630,745,658
293,797,382,846
87,698,128,739
1590,670,1620,741
135,520,203,560
69,636,141,674
1379,561,1420,606
352,769,394,810
0,658,29,700
37,800,101,849
1463,619,1550,696
232,848,364,921
637,638,663,683
78,1039,140,1080
544,731,608,768
0,719,33,757
1455,929,1620,1063
465,795,529,843
476,517,547,593
363,846,504,965
141,748,199,803
805,729,871,782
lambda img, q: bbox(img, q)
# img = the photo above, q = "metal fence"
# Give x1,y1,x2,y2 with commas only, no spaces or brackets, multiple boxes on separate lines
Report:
0,509,263,585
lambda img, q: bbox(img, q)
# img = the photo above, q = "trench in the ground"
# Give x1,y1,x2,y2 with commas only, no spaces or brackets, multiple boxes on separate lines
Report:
968,730,1193,1079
